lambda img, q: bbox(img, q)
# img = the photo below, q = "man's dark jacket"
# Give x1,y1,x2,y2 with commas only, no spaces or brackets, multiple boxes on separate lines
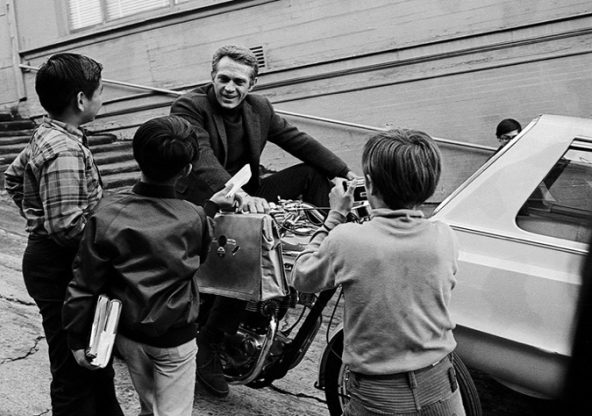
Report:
170,84,350,205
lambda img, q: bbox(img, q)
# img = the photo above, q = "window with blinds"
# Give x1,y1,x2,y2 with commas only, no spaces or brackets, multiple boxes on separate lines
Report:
68,0,200,30
68,0,103,29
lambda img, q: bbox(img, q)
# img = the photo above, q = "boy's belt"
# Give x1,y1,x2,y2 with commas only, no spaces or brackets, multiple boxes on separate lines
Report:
351,353,452,380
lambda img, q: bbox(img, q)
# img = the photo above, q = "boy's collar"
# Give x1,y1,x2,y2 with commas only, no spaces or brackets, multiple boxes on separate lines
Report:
370,208,425,220
132,181,177,199
44,117,85,140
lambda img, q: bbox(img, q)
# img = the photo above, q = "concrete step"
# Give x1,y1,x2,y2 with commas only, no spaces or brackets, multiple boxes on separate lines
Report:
88,134,118,146
103,171,140,191
0,134,121,157
90,140,132,154
93,149,135,165
0,143,29,156
0,113,14,122
0,129,35,138
0,132,116,149
1,149,136,169
0,136,30,145
99,159,139,176
0,120,36,131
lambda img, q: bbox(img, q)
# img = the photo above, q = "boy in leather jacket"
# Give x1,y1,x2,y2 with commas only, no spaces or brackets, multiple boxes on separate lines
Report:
63,116,235,416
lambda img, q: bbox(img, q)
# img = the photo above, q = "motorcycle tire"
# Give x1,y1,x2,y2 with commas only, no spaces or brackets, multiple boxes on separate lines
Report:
323,334,482,416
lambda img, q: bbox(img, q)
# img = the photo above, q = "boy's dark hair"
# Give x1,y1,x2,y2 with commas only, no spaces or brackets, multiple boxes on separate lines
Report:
496,118,522,138
35,53,103,115
212,45,259,83
362,128,442,209
133,116,200,182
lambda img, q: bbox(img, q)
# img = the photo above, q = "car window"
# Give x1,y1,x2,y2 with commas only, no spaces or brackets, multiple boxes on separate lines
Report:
516,145,592,243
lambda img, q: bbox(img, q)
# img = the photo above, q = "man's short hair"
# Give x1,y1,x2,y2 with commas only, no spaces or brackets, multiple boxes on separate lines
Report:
496,118,522,138
211,45,259,83
35,53,103,115
362,129,442,209
133,116,199,182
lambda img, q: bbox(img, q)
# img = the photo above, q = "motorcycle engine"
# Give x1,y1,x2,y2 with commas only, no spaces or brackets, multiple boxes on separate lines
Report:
220,295,295,376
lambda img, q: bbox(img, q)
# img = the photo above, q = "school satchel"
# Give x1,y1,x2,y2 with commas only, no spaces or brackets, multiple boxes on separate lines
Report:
196,212,289,301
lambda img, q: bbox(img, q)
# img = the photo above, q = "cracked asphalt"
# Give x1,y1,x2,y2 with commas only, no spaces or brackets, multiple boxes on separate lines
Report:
0,192,332,416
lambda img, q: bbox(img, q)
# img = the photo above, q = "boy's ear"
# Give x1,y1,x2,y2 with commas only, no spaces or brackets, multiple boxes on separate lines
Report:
75,91,87,112
364,174,375,195
183,163,193,177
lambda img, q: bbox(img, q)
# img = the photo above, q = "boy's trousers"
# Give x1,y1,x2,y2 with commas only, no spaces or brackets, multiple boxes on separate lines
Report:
22,235,123,416
344,354,466,416
116,334,197,416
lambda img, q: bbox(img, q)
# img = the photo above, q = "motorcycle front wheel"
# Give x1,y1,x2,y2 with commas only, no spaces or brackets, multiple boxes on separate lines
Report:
323,337,482,416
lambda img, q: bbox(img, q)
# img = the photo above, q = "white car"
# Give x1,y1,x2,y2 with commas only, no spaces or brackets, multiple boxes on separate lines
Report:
431,114,592,399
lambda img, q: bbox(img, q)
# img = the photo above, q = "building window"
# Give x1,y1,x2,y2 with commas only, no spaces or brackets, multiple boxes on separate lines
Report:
516,141,592,243
68,0,209,30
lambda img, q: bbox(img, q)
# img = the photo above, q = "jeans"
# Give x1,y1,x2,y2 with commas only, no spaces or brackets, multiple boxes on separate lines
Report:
22,235,123,416
251,163,333,209
343,355,466,416
116,335,197,416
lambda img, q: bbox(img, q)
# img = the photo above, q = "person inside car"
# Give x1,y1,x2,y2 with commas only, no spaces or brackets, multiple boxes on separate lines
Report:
494,118,522,153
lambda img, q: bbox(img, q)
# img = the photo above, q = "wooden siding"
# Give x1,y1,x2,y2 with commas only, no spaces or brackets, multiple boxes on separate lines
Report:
3,0,592,199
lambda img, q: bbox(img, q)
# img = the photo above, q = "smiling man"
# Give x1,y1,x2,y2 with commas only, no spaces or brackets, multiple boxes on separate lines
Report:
170,45,355,397
171,45,355,210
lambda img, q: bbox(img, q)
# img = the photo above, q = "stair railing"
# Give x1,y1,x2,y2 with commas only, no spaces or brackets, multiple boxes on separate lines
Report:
19,64,495,152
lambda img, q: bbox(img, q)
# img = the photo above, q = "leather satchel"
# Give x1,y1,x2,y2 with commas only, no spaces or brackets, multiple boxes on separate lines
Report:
196,212,289,301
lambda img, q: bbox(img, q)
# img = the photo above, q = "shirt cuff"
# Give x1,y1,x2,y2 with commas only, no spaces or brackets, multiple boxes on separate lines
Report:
68,332,88,352
336,166,351,179
323,210,347,231
204,200,220,218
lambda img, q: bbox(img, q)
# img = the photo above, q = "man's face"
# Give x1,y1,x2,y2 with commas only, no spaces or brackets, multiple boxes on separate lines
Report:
212,57,256,110
498,129,520,148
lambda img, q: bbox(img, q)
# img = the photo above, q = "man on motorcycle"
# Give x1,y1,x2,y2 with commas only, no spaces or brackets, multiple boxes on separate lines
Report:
170,44,356,397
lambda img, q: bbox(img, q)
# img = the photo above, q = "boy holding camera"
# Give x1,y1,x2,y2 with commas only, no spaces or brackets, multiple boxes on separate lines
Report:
291,129,464,415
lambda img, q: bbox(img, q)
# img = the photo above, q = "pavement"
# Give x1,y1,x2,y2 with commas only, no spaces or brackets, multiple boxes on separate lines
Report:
0,192,53,416
0,191,333,416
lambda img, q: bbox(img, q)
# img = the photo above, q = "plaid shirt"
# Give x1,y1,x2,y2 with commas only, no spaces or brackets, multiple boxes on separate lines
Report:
5,118,103,247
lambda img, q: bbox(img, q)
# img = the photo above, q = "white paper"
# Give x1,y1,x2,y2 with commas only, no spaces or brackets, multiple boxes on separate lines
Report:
225,164,252,197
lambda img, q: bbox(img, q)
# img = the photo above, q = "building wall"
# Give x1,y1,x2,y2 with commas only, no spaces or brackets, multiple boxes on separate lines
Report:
0,0,24,111
3,0,592,158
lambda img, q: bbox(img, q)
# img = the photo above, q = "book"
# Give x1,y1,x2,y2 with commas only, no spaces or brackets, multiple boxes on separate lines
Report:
86,294,122,368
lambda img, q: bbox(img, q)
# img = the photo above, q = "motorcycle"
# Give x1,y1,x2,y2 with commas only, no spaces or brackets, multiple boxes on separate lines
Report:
205,198,482,416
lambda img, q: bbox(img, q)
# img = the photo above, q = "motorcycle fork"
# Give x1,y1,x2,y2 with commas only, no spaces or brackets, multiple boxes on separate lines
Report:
262,287,339,381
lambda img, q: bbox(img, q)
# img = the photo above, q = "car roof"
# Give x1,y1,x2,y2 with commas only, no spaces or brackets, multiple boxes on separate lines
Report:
432,114,592,250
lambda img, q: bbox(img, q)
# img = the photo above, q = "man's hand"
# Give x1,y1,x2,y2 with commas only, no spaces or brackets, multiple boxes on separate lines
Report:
330,179,354,216
236,189,269,214
239,193,269,213
71,349,100,371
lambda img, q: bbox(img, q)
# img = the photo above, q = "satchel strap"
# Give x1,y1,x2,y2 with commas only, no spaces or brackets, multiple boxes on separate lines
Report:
196,206,211,262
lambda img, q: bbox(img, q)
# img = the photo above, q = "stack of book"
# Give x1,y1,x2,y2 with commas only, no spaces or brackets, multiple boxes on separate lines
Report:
86,294,122,368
